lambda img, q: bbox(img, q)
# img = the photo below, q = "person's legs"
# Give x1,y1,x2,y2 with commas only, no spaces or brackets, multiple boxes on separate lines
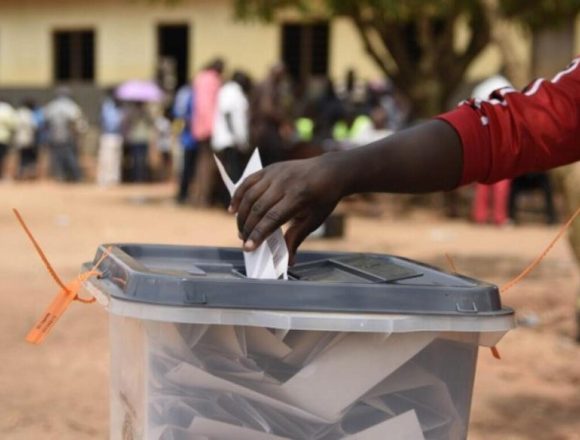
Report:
176,148,198,203
62,141,82,182
0,143,9,178
132,142,148,182
17,149,27,179
538,173,558,224
51,143,67,181
258,127,285,166
222,146,245,182
192,139,216,207
215,146,244,208
508,177,523,222
492,179,511,225
472,183,490,224
98,134,123,186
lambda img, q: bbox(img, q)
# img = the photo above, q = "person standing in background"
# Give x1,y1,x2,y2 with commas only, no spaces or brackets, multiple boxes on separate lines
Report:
212,71,252,208
122,101,153,183
14,99,39,180
154,108,173,181
470,74,513,226
0,98,16,179
249,63,294,166
97,89,124,186
44,87,85,182
192,58,225,206
174,83,197,204
212,71,252,180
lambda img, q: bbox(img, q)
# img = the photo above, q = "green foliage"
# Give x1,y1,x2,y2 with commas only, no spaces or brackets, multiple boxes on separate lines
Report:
499,0,580,30
235,0,580,30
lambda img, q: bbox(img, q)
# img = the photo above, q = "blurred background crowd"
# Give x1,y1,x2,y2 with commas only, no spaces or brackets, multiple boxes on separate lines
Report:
0,59,409,206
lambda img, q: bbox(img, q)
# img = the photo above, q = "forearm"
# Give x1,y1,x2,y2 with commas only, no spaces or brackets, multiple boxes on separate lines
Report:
336,119,463,196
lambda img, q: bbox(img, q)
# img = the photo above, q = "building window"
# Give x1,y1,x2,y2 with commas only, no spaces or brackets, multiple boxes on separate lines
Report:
281,22,329,83
53,30,95,82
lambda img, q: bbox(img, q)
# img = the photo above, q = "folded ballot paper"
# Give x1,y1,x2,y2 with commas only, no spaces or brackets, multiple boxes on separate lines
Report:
137,319,470,440
214,149,289,280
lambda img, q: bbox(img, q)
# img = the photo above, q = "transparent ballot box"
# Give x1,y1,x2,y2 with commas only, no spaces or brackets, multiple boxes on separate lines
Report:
84,245,514,440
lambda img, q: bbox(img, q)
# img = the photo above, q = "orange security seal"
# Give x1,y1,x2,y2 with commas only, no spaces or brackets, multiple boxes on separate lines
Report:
13,208,109,344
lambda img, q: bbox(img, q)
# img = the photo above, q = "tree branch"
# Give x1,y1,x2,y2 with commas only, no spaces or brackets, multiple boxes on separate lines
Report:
458,3,492,73
350,7,396,79
375,18,415,82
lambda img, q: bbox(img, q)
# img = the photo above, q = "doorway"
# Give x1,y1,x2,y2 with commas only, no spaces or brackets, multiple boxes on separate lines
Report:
157,24,190,90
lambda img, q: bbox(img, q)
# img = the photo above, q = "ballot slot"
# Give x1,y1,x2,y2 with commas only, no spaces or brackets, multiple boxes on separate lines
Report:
288,255,423,284
333,255,424,282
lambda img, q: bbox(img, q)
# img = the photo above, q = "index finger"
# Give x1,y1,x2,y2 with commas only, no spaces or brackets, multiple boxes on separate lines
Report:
229,170,264,213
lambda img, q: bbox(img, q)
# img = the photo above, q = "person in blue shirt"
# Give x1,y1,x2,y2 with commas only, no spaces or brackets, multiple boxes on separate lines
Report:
174,84,198,204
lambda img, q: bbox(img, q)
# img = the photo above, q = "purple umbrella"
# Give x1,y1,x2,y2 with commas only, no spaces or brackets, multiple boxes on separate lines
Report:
116,80,164,102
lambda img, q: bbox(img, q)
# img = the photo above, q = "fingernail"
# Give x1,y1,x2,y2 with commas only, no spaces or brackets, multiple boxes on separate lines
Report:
244,240,256,250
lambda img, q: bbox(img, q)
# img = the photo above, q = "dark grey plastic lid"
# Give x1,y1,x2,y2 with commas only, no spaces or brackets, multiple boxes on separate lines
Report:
84,244,511,316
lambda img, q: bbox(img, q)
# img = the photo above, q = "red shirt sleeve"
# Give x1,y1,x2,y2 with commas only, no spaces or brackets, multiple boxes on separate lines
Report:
437,56,580,185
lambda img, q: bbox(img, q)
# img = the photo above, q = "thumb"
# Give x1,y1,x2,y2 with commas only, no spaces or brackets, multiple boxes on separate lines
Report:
284,213,326,266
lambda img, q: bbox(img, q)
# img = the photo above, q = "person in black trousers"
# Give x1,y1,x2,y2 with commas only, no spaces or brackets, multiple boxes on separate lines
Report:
508,172,558,225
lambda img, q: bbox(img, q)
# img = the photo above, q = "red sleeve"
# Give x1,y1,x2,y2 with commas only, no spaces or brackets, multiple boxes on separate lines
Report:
437,56,580,185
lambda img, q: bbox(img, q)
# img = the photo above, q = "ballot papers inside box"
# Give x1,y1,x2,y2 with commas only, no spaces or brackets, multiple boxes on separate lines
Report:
84,244,514,440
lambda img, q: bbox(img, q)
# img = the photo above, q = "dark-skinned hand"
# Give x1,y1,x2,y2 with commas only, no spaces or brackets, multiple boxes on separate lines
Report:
229,153,348,264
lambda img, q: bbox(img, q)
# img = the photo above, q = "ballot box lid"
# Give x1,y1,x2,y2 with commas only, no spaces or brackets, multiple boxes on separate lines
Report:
84,244,512,319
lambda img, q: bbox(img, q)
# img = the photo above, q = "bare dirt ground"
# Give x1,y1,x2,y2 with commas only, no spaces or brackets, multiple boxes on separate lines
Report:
1,181,579,439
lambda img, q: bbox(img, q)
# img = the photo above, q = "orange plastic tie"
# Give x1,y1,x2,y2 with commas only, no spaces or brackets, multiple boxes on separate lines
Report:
445,253,458,273
13,208,68,292
501,206,580,294
488,205,579,360
14,208,110,344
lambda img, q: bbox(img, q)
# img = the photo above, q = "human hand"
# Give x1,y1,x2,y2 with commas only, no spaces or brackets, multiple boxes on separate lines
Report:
229,154,348,263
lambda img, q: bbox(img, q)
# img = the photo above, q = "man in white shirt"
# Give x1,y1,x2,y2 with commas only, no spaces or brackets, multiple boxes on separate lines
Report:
212,71,252,185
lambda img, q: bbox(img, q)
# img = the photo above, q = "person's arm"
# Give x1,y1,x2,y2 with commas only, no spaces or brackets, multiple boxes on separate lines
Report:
439,57,580,185
230,120,461,259
231,56,580,260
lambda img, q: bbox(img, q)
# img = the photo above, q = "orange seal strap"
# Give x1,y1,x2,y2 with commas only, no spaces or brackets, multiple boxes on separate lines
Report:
13,208,110,344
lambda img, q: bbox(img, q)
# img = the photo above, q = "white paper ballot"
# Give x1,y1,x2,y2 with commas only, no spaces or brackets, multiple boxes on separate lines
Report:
343,410,425,440
165,361,330,423
214,149,289,280
272,332,435,420
245,327,292,359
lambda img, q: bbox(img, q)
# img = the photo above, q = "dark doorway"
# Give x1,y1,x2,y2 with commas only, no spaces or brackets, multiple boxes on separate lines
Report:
157,24,190,90
53,29,95,82
281,22,329,84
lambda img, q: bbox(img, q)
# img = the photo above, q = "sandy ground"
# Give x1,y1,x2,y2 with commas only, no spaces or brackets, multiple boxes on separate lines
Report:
1,181,579,439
